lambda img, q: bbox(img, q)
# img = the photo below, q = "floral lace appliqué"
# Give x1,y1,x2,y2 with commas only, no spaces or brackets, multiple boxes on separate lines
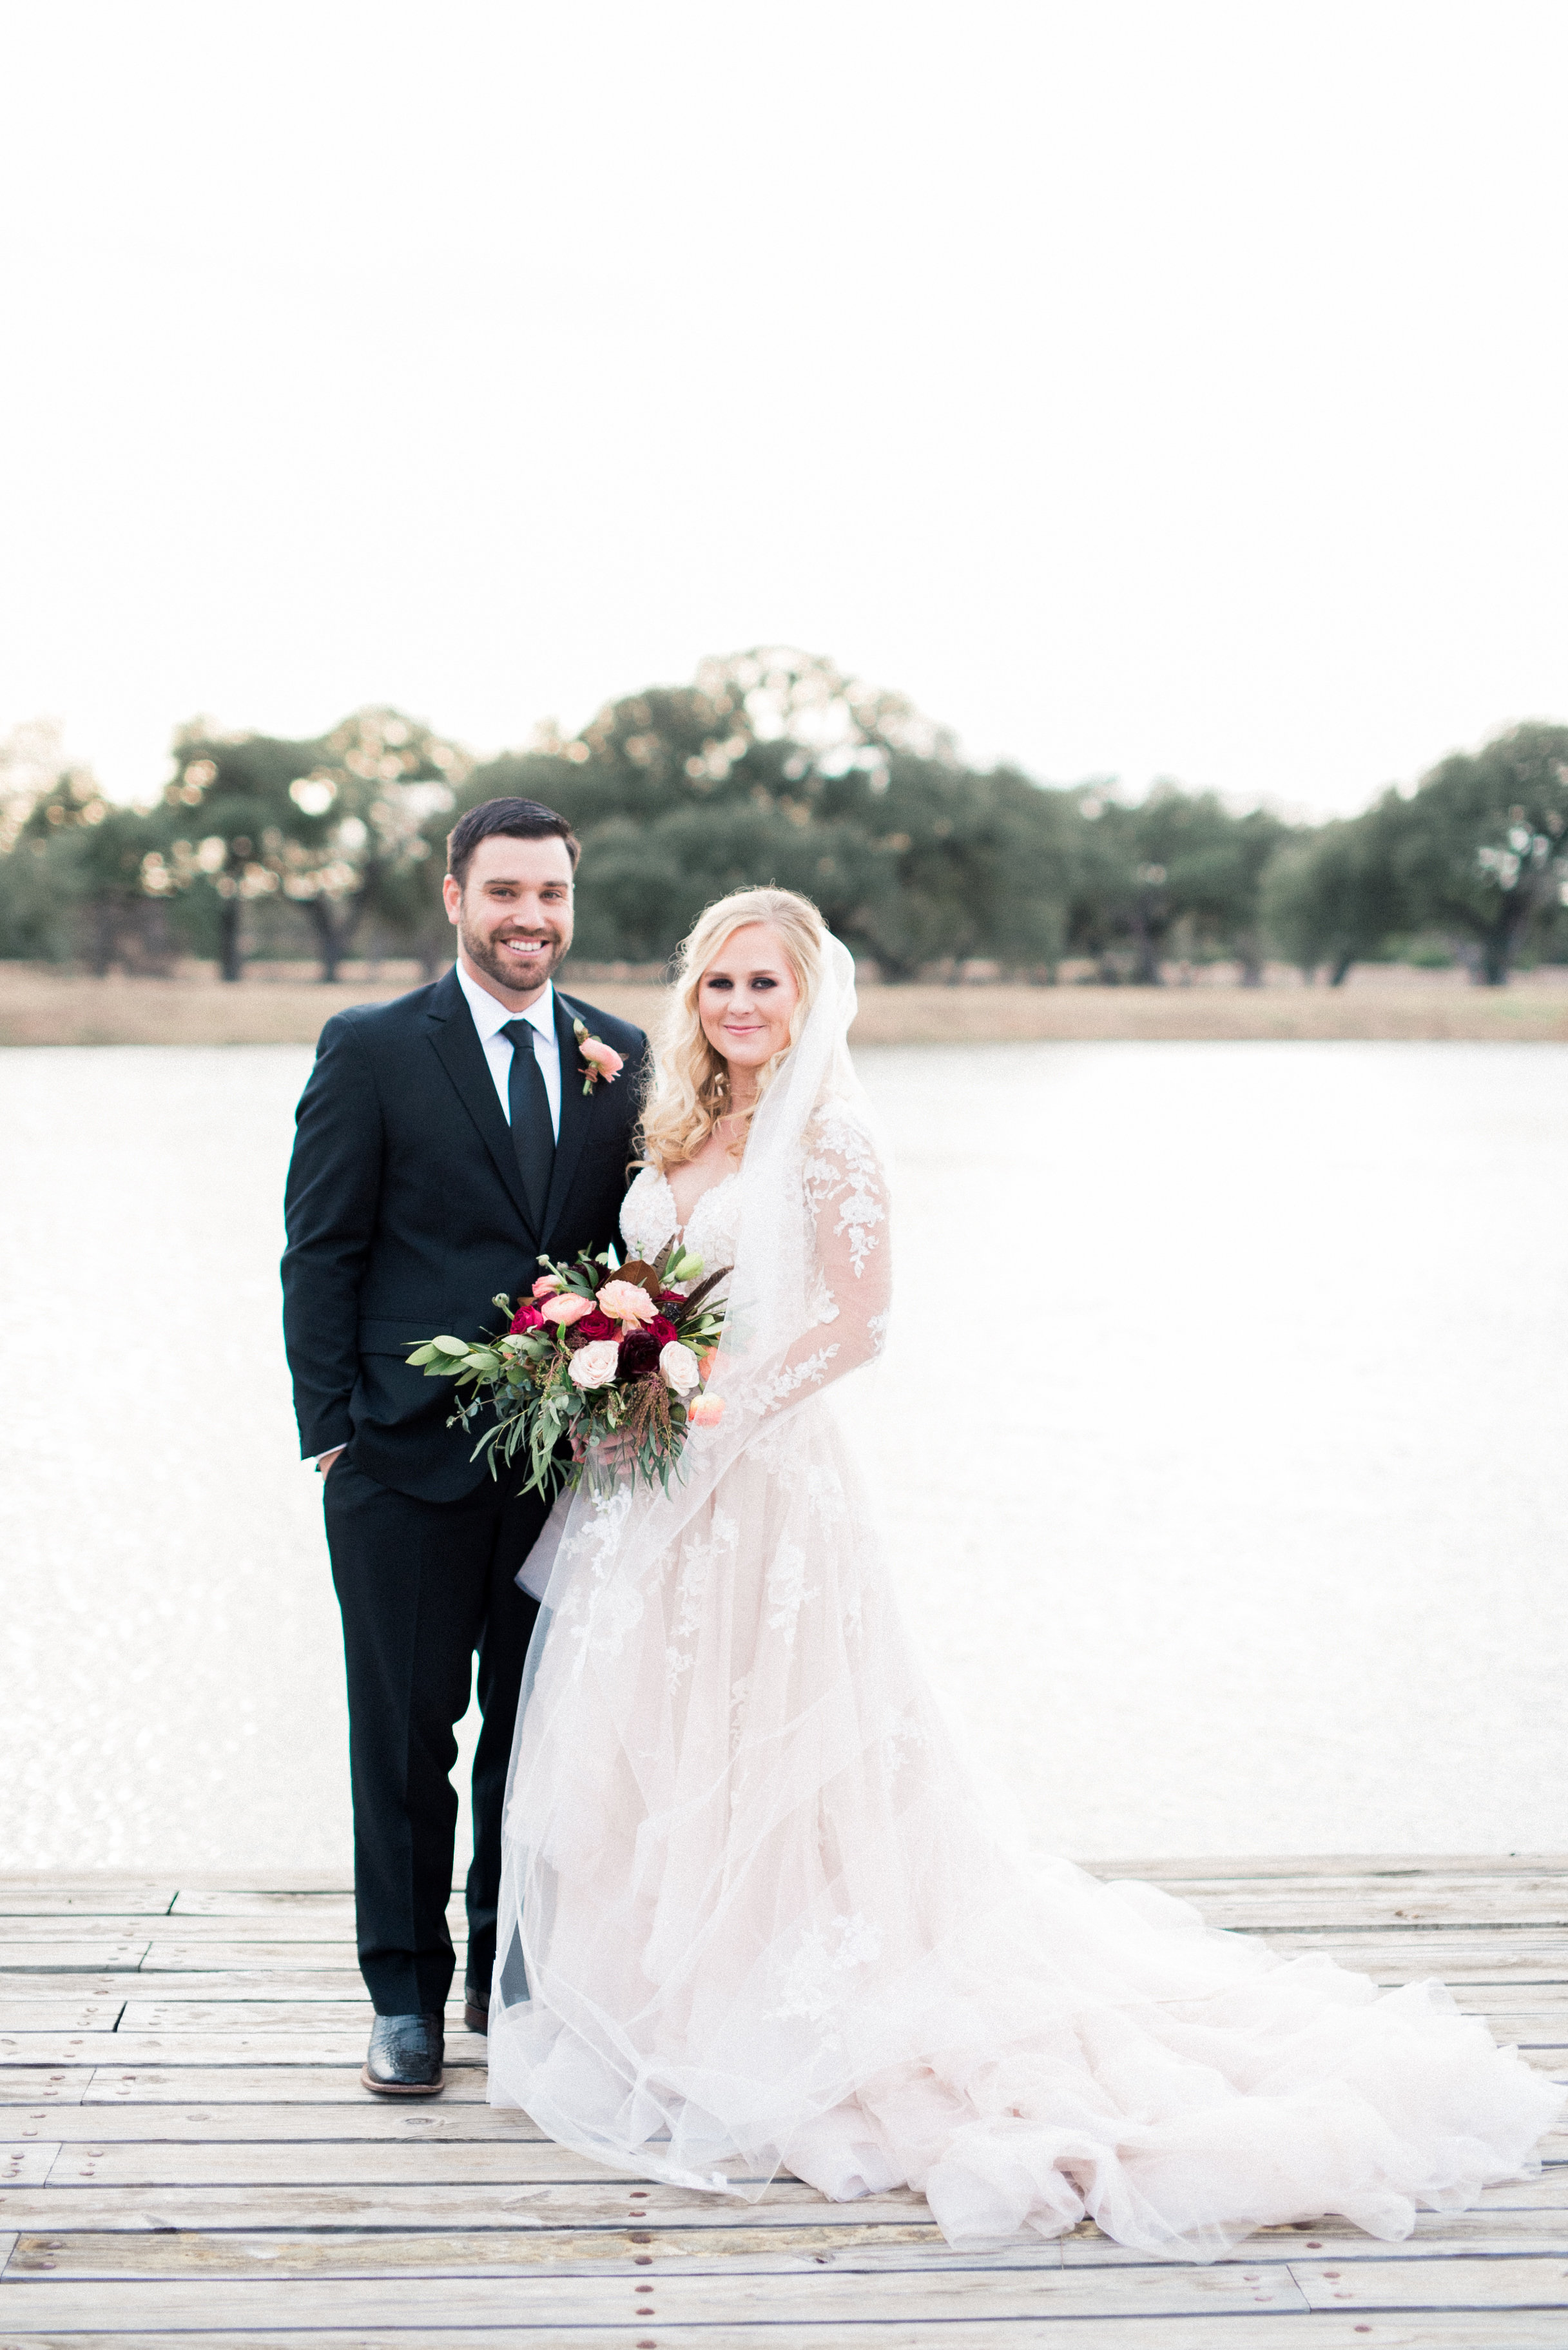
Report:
764,1911,884,2026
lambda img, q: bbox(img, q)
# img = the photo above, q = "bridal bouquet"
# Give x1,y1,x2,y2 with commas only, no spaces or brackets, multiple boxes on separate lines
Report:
406,1240,728,1499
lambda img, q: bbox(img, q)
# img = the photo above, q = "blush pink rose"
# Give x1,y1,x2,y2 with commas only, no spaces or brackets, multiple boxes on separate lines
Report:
541,1292,595,1326
659,1341,701,1395
567,1339,620,1389
581,1036,624,1079
597,1279,658,1326
687,1392,726,1426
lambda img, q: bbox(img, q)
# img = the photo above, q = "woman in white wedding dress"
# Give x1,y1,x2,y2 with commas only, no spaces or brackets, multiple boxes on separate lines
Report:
487,886,1560,2259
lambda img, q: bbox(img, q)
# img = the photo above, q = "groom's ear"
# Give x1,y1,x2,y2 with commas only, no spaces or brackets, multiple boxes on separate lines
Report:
442,871,463,926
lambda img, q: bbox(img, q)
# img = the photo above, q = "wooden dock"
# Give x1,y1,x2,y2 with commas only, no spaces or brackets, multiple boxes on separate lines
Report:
1,1857,1563,2346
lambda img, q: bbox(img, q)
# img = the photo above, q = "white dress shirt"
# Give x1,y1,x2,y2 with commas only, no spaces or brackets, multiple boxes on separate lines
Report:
455,958,562,1141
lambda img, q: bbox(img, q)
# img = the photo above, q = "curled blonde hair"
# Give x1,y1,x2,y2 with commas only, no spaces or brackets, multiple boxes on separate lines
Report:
638,887,828,1171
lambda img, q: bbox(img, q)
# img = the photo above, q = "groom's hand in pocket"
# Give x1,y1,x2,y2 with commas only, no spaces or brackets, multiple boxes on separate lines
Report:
317,1448,345,1478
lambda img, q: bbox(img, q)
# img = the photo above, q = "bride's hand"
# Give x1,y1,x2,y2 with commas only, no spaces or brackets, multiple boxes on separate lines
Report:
590,1428,638,1471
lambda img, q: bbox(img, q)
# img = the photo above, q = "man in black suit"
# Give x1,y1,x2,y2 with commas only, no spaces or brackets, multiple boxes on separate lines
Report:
282,797,646,2094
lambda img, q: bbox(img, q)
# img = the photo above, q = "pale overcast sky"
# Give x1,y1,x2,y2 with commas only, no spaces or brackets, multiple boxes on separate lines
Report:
3,1,1565,817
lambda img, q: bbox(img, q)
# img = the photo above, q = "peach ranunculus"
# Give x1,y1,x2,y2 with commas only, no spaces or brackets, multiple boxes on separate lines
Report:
659,1341,701,1395
698,1347,719,1381
541,1292,595,1326
567,1339,620,1389
597,1279,658,1326
532,1274,565,1298
687,1392,726,1426
580,1036,624,1078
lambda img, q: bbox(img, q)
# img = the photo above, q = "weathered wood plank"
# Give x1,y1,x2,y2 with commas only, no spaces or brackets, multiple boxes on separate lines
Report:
135,1942,363,1972
0,2104,543,2146
115,2003,374,2033
9,2214,1568,2271
3,2222,1046,2278
96,1975,369,2003
0,1995,126,2014
41,2139,681,2187
0,2083,87,2112
1286,1945,1568,1985
1085,1857,1568,1881
3,2034,486,2069
5,2321,1568,2350
135,1916,371,1946
0,1896,173,1922
0,2148,57,2187
0,1929,159,1955
0,2184,905,2231
1060,2211,1568,2263
0,2260,1312,2323
1290,2251,1568,2309
81,2068,494,2105
166,1893,362,1920
0,2017,121,2040
1205,1893,1568,1932
0,1947,147,1975
164,1893,460,1925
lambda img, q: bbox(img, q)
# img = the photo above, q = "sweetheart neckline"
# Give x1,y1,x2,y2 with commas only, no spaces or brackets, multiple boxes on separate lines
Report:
645,1163,740,1241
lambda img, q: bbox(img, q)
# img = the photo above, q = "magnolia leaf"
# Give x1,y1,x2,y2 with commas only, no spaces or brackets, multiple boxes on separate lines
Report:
613,1258,664,1301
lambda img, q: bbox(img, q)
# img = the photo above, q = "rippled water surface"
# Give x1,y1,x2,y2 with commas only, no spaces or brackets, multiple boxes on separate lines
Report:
2,1040,1563,1869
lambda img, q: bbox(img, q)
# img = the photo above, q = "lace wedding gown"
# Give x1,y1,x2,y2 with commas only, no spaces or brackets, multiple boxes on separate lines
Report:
487,943,1560,2259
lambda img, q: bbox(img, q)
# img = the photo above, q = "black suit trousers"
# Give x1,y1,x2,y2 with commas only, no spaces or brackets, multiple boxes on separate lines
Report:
323,1455,547,2014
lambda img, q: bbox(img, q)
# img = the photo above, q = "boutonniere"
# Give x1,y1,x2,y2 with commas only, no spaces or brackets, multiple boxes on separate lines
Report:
573,1017,624,1095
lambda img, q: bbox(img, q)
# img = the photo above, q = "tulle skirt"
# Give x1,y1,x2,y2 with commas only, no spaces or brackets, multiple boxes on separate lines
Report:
487,1401,1562,2259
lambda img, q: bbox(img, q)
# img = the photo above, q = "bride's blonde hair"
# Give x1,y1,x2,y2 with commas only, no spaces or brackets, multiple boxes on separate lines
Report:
638,886,828,1171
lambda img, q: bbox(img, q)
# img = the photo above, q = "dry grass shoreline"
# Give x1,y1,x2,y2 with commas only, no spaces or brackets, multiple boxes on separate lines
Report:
4,959,1567,1045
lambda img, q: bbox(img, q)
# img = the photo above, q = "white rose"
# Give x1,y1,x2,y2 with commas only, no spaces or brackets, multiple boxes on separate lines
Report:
659,1340,701,1395
568,1339,621,1390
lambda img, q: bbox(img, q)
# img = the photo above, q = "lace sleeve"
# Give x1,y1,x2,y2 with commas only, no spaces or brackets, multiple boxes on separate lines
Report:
763,1103,891,1410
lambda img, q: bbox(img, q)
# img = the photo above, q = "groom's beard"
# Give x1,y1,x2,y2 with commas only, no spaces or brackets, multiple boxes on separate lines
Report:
458,915,570,998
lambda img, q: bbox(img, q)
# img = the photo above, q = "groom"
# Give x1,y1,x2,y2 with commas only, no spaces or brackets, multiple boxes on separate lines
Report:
282,798,646,2095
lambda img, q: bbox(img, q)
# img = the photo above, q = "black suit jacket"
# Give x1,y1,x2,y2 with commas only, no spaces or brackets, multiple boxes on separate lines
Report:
281,969,648,1502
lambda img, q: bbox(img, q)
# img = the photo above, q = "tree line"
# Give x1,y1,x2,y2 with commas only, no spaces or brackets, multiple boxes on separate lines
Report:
2,649,1565,986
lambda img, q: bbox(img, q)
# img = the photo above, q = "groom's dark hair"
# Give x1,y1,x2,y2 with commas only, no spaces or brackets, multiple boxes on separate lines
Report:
447,797,581,887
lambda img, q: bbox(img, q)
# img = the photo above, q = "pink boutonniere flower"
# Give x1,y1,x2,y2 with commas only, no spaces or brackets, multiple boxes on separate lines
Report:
573,1017,624,1096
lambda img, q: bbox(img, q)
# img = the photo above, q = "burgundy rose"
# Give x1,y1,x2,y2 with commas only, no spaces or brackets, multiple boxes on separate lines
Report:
566,1308,616,1348
616,1330,663,1379
508,1302,545,1334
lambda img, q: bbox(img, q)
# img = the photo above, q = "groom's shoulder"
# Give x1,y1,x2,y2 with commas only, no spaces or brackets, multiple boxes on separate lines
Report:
316,973,450,1055
556,987,648,1058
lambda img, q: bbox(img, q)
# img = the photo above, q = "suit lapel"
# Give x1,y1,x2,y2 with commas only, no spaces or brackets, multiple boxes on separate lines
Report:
540,993,594,1249
423,969,539,1242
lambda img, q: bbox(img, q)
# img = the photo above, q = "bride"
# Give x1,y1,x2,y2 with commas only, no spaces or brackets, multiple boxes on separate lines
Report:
487,885,1560,2258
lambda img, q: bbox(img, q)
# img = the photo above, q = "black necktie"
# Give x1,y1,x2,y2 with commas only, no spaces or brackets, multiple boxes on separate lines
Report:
502,1019,556,1228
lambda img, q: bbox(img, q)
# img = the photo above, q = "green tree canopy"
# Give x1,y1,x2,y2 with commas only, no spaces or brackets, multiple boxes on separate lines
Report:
1392,723,1568,984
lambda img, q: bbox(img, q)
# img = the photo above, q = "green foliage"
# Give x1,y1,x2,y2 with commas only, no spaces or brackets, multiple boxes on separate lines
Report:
6,669,1567,987
147,708,472,980
1065,786,1293,982
1261,799,1409,984
474,652,1074,977
1390,723,1568,984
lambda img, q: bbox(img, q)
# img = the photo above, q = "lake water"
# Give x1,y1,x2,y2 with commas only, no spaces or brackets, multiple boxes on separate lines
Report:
1,1040,1563,1870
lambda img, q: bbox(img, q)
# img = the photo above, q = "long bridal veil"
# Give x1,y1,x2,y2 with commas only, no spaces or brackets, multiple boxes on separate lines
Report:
487,936,1561,2260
